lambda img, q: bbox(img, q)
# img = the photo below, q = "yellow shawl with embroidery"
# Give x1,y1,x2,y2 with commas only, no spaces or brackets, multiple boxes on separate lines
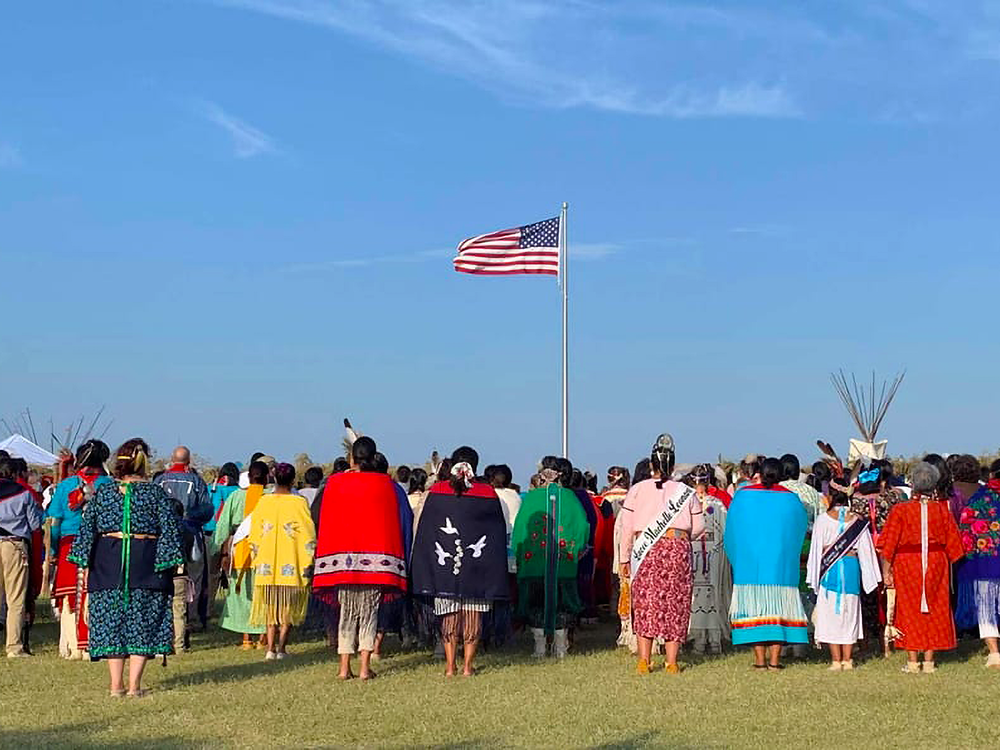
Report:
248,493,316,626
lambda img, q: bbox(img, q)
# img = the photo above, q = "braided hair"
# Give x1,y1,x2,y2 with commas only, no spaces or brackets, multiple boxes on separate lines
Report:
113,438,150,479
651,434,675,490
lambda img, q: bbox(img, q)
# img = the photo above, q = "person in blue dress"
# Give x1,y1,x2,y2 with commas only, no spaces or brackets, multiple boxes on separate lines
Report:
69,438,183,697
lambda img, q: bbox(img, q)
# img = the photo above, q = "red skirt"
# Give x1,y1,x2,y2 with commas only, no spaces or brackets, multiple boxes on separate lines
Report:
53,536,89,651
631,536,692,641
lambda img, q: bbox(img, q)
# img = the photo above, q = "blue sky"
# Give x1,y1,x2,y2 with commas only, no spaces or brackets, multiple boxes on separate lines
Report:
2,1,999,481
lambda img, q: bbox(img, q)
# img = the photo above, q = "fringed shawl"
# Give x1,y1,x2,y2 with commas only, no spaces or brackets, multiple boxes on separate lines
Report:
248,493,316,626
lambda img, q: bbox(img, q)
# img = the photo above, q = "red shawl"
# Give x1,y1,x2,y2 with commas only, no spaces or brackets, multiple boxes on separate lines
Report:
312,471,407,593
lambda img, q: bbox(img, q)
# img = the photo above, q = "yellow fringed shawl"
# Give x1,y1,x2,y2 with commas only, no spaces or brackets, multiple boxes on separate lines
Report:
232,484,264,571
248,493,317,626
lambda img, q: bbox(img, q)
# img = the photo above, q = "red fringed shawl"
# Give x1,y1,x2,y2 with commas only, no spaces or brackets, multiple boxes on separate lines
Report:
312,471,407,593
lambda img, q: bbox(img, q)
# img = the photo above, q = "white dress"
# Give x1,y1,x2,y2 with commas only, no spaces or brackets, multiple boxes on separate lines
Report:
688,496,732,648
806,509,881,645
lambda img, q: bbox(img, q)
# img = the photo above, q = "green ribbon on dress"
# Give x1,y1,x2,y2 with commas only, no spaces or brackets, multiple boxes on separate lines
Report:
544,483,560,636
120,482,133,609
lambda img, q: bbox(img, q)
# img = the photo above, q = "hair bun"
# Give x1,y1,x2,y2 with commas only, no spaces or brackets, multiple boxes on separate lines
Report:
653,433,675,454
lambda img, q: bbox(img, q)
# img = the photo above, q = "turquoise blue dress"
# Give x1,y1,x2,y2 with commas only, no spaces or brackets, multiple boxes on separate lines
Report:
203,483,238,536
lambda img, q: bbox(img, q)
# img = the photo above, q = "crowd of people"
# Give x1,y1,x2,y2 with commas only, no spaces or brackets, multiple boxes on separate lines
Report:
1,431,999,697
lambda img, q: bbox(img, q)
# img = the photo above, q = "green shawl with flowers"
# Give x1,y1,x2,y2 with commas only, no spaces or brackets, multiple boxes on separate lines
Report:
514,484,589,579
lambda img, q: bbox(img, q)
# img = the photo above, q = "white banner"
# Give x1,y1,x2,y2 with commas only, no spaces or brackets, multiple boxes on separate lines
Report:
630,483,694,582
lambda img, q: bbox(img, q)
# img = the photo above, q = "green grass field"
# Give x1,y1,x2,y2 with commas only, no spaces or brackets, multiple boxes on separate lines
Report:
1,617,996,749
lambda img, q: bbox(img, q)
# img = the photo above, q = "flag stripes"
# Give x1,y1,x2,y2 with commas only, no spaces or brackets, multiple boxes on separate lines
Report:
453,216,560,276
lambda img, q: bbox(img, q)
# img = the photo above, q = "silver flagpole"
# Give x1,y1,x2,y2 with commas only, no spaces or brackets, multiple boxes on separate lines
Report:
560,201,569,459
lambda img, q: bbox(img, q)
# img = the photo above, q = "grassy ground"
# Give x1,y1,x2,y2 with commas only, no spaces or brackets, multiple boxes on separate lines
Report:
1,616,997,749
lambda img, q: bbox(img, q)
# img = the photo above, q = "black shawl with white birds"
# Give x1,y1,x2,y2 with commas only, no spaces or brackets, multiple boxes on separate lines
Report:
411,480,509,602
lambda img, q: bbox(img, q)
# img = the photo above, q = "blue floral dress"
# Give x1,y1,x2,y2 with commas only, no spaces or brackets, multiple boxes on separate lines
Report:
69,481,184,660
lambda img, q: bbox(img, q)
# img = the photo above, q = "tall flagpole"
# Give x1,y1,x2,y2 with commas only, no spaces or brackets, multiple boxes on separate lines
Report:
560,201,569,459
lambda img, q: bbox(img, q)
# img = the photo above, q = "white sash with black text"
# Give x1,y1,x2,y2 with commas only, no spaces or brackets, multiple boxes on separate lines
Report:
630,482,694,583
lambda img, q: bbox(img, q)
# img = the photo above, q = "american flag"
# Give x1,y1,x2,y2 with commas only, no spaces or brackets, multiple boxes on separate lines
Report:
453,216,561,276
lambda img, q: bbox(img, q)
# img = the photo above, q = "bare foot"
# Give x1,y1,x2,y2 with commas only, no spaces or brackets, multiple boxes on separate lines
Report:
444,668,456,677
462,667,476,677
337,671,354,681
359,670,377,681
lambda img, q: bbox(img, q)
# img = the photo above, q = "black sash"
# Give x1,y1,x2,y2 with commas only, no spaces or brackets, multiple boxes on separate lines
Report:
818,518,869,581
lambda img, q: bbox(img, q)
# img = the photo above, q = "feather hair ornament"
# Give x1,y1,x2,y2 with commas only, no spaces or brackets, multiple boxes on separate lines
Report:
343,418,361,446
815,439,844,477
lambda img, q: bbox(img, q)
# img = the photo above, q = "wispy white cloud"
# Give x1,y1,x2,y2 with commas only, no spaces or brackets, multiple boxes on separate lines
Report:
209,0,799,118
202,102,277,158
207,0,1000,122
570,82,798,119
283,247,450,273
0,142,22,168
570,242,621,261
284,241,639,272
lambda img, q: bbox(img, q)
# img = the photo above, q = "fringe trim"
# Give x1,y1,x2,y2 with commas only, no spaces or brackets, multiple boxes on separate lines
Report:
956,578,1000,629
250,585,309,627
617,576,631,619
729,584,807,623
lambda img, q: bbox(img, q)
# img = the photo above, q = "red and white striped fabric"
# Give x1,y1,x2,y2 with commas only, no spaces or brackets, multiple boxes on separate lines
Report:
453,216,560,276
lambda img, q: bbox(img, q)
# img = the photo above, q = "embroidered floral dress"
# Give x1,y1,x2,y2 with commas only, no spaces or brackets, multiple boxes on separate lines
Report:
956,487,1000,637
68,481,183,660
